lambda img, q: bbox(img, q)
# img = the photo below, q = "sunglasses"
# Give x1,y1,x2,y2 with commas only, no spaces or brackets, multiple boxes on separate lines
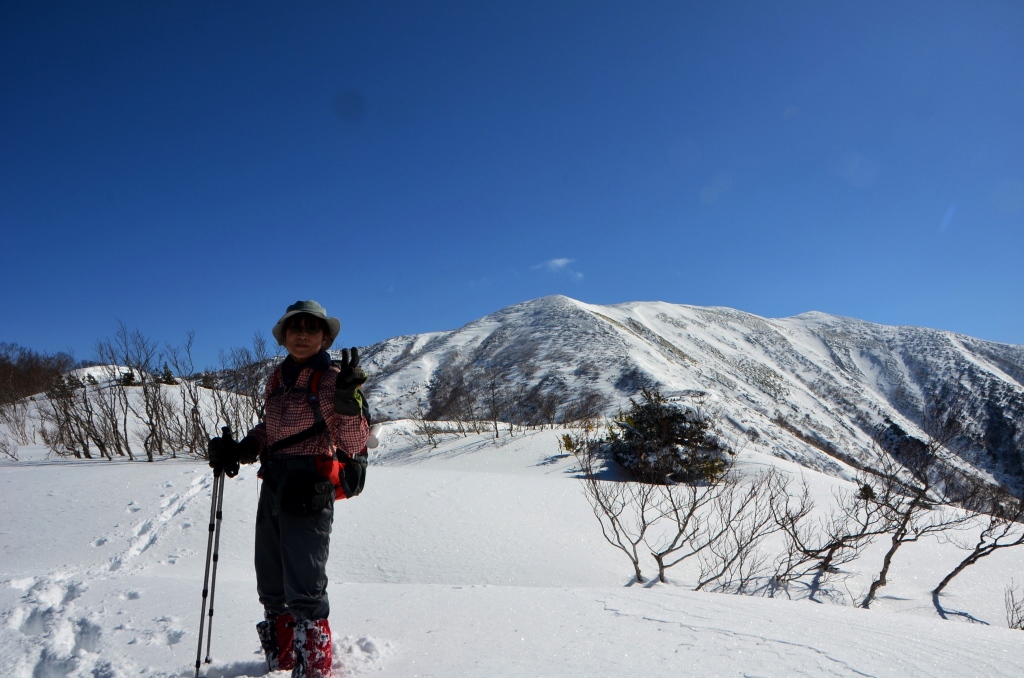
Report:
285,323,324,336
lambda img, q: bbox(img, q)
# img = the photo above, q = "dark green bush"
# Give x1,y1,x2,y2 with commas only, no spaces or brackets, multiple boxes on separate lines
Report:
605,388,730,484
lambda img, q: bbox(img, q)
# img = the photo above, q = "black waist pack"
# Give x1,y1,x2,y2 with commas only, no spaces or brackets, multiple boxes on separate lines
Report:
280,472,335,516
338,451,367,499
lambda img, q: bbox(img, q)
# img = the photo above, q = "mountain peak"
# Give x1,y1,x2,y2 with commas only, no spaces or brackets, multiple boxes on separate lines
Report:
362,298,1024,491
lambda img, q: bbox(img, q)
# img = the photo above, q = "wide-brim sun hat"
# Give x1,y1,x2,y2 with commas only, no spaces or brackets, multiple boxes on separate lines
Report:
271,300,342,349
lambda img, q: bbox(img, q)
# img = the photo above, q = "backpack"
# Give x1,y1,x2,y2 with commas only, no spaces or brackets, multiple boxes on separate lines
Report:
267,362,370,499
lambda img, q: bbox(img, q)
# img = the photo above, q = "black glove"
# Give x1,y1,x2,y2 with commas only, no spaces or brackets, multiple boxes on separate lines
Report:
208,435,239,477
334,347,368,416
208,434,260,478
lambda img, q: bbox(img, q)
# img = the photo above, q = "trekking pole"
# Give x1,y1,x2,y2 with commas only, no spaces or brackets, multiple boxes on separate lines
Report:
194,426,229,678
204,426,232,666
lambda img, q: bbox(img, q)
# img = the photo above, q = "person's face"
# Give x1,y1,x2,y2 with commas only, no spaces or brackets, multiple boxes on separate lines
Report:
284,315,329,363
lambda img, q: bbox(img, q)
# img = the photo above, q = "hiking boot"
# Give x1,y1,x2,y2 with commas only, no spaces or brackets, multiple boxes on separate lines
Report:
292,617,332,678
256,611,295,671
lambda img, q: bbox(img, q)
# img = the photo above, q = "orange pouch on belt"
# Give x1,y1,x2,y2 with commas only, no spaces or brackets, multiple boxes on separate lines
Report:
314,456,347,500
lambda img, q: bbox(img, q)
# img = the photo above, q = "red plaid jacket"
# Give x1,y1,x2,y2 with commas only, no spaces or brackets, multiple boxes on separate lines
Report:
249,362,368,458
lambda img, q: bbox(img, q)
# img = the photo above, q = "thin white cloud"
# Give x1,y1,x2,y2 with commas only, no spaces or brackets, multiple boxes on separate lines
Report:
533,258,583,280
543,258,573,271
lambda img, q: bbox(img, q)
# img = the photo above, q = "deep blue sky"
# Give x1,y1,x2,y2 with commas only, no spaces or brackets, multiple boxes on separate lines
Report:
2,1,1022,369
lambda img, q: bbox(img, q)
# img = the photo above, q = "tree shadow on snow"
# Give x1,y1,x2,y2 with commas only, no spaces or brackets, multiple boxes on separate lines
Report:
535,453,570,466
567,462,630,483
932,592,990,625
374,435,495,466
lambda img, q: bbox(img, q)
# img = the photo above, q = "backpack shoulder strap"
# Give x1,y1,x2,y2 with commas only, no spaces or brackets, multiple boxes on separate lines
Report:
307,368,326,407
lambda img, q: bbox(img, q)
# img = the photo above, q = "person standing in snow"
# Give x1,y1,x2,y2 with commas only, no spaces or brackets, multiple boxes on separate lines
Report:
207,300,369,678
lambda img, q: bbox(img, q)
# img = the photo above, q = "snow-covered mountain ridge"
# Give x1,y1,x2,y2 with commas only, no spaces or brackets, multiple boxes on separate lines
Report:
358,295,1024,489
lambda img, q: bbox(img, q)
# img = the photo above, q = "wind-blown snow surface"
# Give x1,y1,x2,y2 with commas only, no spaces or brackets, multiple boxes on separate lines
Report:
2,427,1023,677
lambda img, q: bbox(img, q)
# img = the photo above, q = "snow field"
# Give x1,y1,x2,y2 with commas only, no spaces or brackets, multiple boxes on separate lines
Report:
2,427,1023,677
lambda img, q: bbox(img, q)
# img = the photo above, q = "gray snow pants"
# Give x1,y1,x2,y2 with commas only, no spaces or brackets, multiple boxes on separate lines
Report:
254,456,334,621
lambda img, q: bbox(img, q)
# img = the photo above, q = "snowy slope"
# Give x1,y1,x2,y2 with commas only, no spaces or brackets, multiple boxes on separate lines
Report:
360,296,1024,490
3,429,1024,677
4,296,1024,675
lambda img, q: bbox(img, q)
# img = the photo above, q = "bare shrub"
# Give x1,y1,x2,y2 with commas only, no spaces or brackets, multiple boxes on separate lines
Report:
1007,582,1024,631
0,342,75,404
225,332,273,423
860,400,975,609
480,368,506,439
645,473,723,583
933,484,1024,596
115,324,171,461
564,426,658,584
422,359,607,434
561,388,609,425
94,339,136,459
211,333,274,439
0,434,17,461
166,333,215,457
771,478,889,600
0,343,75,448
692,468,784,593
412,405,461,448
0,398,34,446
426,363,475,434
40,374,94,458
567,397,783,591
